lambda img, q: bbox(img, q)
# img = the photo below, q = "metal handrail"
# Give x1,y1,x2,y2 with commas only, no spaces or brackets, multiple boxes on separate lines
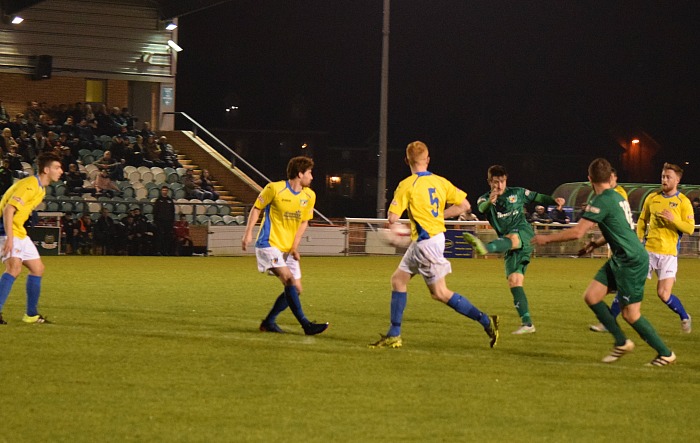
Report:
161,111,333,225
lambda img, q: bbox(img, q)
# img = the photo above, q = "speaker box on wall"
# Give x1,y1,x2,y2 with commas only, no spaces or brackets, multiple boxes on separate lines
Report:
32,55,52,80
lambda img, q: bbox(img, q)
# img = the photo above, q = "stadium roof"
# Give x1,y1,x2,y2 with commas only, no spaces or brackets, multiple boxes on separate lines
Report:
1,0,230,19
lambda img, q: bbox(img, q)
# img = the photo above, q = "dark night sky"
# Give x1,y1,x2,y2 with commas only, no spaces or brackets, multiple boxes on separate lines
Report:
176,1,700,208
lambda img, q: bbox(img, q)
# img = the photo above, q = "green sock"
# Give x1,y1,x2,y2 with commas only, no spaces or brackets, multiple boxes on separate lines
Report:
630,316,672,357
487,237,512,253
510,286,531,325
589,302,627,346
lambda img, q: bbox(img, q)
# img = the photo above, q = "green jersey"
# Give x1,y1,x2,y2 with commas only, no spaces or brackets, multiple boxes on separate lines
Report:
477,187,538,237
583,188,646,265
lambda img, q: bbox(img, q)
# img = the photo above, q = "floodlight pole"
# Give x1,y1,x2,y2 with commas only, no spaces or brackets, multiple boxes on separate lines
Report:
376,0,390,218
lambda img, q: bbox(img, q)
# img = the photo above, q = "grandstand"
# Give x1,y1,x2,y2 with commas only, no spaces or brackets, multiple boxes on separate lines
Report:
34,131,258,225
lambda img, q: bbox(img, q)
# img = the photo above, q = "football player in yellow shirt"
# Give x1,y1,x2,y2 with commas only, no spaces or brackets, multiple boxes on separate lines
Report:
637,163,694,333
0,152,63,325
369,141,499,349
242,156,328,335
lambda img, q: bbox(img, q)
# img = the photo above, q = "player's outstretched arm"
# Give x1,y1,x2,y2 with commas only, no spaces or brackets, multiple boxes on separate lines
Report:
241,206,261,251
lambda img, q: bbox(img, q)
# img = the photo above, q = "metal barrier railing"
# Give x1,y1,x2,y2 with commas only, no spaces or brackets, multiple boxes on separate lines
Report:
161,111,333,225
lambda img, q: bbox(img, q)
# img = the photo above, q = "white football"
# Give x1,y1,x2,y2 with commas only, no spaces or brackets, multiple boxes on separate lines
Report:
378,223,412,248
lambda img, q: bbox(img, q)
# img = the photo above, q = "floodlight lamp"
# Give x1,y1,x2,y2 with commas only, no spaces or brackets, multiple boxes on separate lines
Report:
167,40,183,52
11,16,23,24
165,21,177,31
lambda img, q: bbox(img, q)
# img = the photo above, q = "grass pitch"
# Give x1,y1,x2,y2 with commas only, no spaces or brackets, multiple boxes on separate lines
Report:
2,255,699,442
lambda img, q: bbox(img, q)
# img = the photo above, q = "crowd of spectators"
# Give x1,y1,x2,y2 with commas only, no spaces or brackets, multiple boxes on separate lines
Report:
0,99,191,181
60,204,197,257
1,99,226,209
1,99,224,256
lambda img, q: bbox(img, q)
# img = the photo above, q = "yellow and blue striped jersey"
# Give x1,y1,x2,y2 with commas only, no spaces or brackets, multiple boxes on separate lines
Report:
254,180,315,252
636,190,695,256
389,171,466,241
0,175,46,239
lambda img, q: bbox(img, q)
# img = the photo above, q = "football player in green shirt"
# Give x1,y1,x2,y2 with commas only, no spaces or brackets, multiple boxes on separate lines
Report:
463,165,564,334
532,158,675,366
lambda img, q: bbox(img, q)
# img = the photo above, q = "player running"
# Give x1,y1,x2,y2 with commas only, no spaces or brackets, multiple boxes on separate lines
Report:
369,141,498,349
463,165,564,334
0,152,63,325
241,156,328,335
533,158,676,366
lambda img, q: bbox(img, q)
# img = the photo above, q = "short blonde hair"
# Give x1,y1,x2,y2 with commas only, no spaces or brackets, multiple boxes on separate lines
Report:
406,141,429,166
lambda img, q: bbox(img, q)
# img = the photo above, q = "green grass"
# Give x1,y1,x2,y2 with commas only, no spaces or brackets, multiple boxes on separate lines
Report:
2,256,699,442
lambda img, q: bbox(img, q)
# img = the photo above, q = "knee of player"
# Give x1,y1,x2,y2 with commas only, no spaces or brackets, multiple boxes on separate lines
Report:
4,262,22,277
429,287,452,303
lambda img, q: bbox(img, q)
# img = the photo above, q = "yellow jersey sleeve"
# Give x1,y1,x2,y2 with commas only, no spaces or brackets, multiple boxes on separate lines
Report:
0,176,45,239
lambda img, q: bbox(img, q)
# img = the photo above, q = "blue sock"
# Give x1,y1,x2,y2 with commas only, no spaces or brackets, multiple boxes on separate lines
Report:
610,296,621,318
26,275,42,317
283,285,308,326
265,292,288,323
0,273,16,312
387,291,407,337
447,293,490,328
665,294,689,320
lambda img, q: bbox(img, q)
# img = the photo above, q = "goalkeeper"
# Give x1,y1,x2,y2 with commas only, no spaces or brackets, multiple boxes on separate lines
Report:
463,165,564,335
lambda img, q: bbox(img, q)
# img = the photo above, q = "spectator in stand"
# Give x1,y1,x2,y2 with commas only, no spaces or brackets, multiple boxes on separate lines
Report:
63,163,92,196
530,205,552,223
126,135,145,166
93,150,124,181
153,186,175,256
199,169,220,200
93,208,116,255
109,106,127,130
140,121,156,140
28,128,50,157
692,197,700,226
58,145,78,172
110,135,128,163
77,118,99,150
25,101,41,123
60,116,79,140
174,213,193,256
143,135,164,167
93,169,121,198
94,104,119,136
158,136,182,168
0,158,13,195
75,213,94,255
58,132,79,157
69,102,83,123
16,129,36,167
549,201,570,224
0,127,18,156
84,104,95,122
120,108,137,133
6,145,29,179
183,169,212,200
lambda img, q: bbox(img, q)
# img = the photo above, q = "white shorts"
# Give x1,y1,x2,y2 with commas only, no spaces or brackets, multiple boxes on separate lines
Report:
398,233,452,285
647,252,677,281
256,246,301,280
0,236,40,262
